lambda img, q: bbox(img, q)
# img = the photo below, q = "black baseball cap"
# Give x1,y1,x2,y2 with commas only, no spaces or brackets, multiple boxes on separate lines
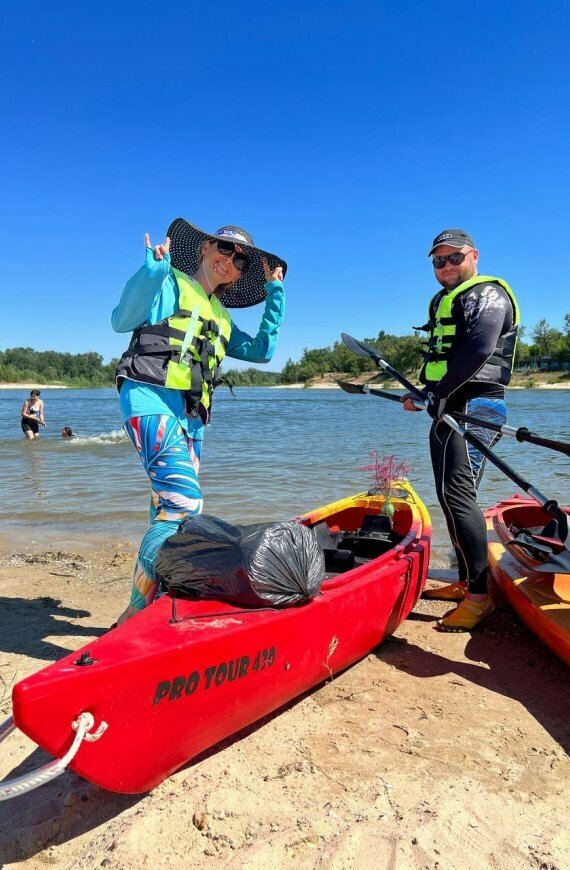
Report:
428,228,475,256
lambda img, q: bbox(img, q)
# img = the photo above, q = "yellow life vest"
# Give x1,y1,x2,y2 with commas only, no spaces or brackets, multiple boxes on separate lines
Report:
418,276,520,386
115,268,233,424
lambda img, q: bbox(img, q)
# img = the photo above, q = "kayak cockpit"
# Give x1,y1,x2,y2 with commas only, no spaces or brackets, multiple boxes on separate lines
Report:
492,500,570,573
296,489,421,586
313,513,404,579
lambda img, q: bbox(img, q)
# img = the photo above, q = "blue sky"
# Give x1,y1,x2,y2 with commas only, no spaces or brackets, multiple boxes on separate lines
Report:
2,1,569,371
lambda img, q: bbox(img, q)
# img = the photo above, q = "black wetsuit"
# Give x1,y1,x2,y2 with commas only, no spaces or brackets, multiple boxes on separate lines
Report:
426,281,515,594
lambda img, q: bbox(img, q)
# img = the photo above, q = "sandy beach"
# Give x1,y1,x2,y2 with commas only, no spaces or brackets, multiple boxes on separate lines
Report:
0,546,568,869
272,382,341,389
1,379,569,392
0,384,68,391
535,382,570,388
272,380,570,390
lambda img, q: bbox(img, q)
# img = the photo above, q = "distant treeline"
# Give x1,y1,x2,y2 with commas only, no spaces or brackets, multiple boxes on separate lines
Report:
0,348,119,386
2,314,569,387
280,334,421,383
517,315,570,361
0,348,282,388
223,368,281,386
281,314,570,384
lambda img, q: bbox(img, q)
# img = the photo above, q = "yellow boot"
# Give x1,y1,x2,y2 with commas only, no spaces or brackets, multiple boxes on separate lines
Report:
437,596,495,632
423,581,467,601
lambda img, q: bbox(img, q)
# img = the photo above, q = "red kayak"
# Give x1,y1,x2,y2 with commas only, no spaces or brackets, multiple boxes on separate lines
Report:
8,484,430,794
486,494,570,665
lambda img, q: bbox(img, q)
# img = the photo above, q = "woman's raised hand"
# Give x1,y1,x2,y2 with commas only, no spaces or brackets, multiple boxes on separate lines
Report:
145,233,171,261
262,257,284,283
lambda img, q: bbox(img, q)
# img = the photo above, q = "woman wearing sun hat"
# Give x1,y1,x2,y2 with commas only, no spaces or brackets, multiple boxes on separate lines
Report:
112,218,286,623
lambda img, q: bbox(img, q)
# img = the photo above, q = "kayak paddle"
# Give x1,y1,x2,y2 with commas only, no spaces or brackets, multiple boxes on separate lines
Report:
336,380,402,403
340,333,570,546
335,380,570,458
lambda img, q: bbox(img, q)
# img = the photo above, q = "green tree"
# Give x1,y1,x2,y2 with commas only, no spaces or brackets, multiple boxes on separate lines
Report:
221,368,281,386
531,320,563,356
298,361,318,383
281,359,302,384
563,314,570,351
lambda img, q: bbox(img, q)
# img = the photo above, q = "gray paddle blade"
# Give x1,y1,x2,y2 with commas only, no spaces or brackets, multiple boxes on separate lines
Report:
548,510,570,549
341,333,382,362
533,550,570,575
507,529,570,571
336,380,367,394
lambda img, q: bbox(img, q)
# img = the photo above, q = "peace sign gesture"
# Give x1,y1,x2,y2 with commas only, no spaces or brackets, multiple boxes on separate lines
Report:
145,233,171,261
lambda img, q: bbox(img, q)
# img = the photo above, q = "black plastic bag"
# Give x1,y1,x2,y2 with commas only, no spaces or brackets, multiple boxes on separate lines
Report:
156,514,325,607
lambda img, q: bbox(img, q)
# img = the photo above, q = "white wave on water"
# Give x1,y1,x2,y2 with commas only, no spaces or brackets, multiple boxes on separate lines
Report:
69,429,128,445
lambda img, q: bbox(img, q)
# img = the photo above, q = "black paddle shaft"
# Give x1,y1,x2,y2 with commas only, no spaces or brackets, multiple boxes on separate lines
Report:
340,333,569,543
336,379,570,458
454,416,570,457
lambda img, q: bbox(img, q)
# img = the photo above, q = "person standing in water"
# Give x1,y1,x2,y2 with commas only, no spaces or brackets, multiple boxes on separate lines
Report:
21,390,46,439
112,218,286,624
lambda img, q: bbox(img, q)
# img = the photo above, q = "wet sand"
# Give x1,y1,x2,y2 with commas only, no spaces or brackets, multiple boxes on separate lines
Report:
0,547,568,869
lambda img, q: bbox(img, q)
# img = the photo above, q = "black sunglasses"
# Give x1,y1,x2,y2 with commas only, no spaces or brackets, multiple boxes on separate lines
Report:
432,251,469,269
214,240,250,274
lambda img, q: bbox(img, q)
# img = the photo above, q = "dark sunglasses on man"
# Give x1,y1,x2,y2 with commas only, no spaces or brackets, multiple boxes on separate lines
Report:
432,251,470,270
214,240,251,273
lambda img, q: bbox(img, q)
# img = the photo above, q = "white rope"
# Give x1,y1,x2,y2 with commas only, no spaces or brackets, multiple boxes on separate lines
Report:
0,716,16,744
0,712,108,801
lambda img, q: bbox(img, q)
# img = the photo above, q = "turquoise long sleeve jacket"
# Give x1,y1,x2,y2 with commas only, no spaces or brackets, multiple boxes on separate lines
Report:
112,248,285,436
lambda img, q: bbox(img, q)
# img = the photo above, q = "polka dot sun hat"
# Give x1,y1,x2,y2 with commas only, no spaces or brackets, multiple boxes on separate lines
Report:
166,218,287,309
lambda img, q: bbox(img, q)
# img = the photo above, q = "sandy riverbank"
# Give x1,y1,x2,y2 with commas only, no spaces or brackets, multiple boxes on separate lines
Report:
274,381,570,390
272,382,341,389
2,381,569,392
0,384,68,390
0,546,567,869
535,382,570,388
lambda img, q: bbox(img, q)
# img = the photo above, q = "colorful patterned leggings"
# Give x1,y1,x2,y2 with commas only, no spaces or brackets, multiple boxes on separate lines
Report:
125,415,203,611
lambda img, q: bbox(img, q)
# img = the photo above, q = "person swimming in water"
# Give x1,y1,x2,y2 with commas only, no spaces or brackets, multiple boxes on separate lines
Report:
61,427,74,438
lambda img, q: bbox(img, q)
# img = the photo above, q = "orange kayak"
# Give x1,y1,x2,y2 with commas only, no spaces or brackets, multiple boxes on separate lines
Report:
486,494,570,666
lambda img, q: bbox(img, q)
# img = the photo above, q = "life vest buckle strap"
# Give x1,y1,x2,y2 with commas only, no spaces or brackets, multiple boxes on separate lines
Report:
132,323,187,343
214,371,236,396
121,345,180,359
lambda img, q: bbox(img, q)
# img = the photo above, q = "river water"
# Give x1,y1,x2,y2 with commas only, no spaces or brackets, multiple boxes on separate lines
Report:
1,387,568,565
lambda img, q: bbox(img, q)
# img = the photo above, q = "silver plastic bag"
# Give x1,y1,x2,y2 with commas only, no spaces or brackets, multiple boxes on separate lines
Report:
156,514,325,608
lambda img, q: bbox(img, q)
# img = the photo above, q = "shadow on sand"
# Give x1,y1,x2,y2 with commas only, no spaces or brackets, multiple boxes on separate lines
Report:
2,597,567,861
0,748,143,863
0,597,121,860
375,605,570,755
0,596,107,661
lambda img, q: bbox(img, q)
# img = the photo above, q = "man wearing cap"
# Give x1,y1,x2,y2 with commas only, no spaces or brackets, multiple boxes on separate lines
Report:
403,229,520,631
